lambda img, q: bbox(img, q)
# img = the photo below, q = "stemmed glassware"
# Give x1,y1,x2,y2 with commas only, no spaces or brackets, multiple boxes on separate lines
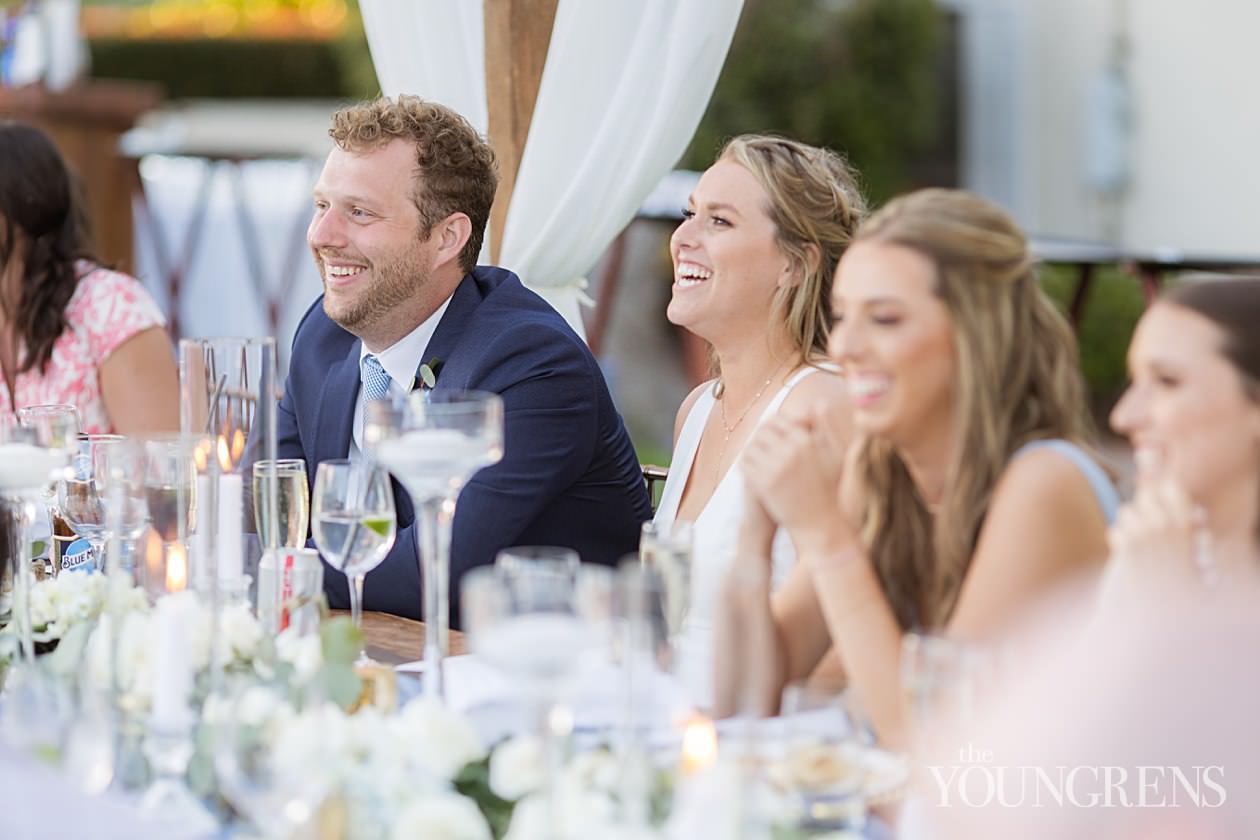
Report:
366,390,503,698
16,404,80,577
311,459,396,662
0,417,71,662
638,520,694,657
0,417,74,767
462,560,615,822
127,435,201,599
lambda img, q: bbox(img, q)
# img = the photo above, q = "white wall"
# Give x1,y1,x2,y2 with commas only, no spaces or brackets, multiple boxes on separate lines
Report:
957,0,1260,254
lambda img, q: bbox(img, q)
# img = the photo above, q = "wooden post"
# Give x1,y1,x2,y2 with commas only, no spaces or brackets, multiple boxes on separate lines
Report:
484,0,559,264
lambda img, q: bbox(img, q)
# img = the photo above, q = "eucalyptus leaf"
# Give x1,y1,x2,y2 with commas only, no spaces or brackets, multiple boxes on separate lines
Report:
322,662,362,710
320,616,364,668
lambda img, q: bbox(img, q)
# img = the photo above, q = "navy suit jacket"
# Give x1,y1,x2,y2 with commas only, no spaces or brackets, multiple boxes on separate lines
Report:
276,266,652,627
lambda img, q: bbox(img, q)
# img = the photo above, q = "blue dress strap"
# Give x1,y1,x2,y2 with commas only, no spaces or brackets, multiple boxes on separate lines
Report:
1013,439,1120,524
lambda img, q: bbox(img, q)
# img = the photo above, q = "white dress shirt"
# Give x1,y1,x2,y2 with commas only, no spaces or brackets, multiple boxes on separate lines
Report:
349,295,452,460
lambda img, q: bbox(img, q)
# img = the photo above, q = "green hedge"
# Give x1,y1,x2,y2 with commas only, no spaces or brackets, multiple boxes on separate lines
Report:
88,35,379,100
1039,265,1147,420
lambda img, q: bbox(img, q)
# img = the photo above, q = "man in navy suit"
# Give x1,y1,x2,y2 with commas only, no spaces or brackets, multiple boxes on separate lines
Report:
277,95,651,626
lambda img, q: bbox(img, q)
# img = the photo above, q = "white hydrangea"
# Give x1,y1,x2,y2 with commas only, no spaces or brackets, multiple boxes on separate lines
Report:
273,627,322,681
390,792,491,840
489,735,545,801
23,571,109,642
393,697,486,781
506,789,619,840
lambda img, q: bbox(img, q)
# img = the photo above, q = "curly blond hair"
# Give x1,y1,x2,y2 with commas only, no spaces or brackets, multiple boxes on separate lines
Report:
330,95,498,272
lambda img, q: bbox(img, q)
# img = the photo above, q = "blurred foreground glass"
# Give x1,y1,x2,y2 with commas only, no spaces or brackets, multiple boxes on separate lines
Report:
179,336,278,592
496,545,580,578
901,632,994,754
638,519,693,650
211,677,330,839
311,460,395,662
367,390,503,699
16,404,79,576
1,417,71,663
252,459,309,550
775,678,870,832
463,561,614,827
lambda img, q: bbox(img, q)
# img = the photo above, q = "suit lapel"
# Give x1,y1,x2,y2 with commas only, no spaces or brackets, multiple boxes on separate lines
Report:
313,339,361,467
414,272,484,392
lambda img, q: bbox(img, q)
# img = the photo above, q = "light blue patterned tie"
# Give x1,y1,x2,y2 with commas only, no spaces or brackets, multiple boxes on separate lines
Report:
361,354,393,403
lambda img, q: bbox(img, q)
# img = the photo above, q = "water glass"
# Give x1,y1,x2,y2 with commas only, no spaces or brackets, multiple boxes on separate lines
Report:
252,458,309,550
311,459,395,660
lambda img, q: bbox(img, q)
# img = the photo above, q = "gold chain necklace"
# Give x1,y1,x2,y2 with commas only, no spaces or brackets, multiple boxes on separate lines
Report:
712,361,787,484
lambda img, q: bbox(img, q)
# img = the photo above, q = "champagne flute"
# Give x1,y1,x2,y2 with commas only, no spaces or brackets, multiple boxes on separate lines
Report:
311,460,395,662
16,403,79,576
638,519,694,651
252,458,309,549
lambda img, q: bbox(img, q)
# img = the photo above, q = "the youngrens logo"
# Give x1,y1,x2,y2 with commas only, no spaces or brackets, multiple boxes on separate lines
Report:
929,743,1226,808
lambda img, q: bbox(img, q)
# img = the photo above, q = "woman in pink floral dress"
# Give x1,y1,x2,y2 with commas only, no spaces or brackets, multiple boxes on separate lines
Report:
0,122,178,434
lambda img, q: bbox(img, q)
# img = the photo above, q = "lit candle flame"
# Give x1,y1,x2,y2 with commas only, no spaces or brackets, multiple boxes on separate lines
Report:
217,434,232,473
681,715,718,775
231,428,246,464
193,439,210,473
166,543,188,592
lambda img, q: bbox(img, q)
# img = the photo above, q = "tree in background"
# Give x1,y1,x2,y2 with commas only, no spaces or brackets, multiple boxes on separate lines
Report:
683,0,944,205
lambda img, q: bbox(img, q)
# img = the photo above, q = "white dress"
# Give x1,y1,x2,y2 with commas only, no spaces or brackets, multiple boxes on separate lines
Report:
654,366,831,708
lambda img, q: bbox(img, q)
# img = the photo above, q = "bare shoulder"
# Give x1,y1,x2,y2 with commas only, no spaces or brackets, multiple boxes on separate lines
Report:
673,380,714,447
777,365,849,421
988,443,1111,532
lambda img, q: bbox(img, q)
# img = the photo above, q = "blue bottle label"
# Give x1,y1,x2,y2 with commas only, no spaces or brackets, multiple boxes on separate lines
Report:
59,539,96,574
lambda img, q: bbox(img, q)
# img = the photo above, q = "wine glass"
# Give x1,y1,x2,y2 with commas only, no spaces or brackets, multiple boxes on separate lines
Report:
16,404,79,577
56,435,147,576
311,459,396,662
127,435,200,599
365,390,503,699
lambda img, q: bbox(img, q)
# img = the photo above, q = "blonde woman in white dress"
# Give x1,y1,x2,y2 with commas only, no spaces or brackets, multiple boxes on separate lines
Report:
652,135,866,707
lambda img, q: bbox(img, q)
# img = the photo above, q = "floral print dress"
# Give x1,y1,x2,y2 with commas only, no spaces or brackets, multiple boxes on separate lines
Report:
0,262,167,434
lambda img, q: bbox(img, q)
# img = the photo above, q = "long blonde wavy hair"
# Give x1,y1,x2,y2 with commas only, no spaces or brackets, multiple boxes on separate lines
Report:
850,189,1096,630
710,135,866,391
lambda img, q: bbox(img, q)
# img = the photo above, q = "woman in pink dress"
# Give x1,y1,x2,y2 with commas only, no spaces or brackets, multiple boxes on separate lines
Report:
0,121,178,434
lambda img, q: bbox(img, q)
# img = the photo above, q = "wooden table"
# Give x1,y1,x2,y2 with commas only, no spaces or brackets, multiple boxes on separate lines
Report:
332,610,466,666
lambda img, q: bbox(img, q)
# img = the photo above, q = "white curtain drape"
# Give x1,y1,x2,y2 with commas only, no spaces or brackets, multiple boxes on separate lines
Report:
359,0,743,338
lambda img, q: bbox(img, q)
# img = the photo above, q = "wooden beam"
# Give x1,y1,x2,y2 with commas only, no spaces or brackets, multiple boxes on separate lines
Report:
484,0,559,264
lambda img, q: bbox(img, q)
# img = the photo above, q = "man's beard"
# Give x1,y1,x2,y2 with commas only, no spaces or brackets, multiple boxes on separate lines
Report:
321,252,425,336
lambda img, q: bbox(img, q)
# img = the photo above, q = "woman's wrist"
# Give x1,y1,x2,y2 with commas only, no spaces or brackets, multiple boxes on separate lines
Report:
791,519,859,560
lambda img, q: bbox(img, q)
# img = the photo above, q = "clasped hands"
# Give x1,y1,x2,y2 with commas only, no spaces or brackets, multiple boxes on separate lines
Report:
737,403,859,562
